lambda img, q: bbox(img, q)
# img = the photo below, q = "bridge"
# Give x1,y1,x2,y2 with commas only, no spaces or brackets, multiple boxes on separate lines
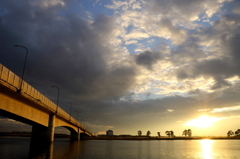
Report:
0,63,92,142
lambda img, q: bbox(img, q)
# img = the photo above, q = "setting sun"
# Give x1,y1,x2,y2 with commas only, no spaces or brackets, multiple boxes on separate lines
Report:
185,116,222,128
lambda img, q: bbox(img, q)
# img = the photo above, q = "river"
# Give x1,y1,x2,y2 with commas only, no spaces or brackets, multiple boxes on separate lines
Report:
0,137,240,159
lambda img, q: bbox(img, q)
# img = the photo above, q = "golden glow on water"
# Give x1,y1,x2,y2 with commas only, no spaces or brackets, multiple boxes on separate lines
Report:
200,139,214,159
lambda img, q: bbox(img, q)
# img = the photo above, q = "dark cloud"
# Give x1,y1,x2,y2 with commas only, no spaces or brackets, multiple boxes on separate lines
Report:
175,57,235,86
171,38,206,65
82,95,201,130
0,0,137,103
209,82,240,108
134,50,163,70
173,10,240,89
0,0,140,133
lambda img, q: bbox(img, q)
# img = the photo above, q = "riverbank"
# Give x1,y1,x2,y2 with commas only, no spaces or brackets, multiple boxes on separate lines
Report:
2,132,240,140
88,136,240,140
0,132,70,138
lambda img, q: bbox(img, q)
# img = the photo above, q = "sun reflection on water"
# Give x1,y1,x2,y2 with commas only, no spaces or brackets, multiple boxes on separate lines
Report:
200,139,214,159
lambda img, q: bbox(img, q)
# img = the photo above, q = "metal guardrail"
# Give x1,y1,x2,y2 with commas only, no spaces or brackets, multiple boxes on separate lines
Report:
0,64,92,136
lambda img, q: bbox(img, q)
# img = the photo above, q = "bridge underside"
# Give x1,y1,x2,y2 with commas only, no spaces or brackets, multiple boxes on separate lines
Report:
0,64,92,142
0,86,82,142
0,109,39,126
0,109,81,142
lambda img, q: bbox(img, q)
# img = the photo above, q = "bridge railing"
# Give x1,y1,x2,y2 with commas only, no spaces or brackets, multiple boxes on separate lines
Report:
0,64,91,135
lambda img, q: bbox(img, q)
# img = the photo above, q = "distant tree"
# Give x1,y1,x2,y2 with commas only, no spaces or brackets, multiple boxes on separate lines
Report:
235,129,240,136
147,130,151,137
138,130,142,136
227,130,234,137
157,132,161,137
187,129,192,137
165,131,171,137
182,129,192,137
235,130,238,136
182,130,188,136
237,129,240,136
165,131,175,137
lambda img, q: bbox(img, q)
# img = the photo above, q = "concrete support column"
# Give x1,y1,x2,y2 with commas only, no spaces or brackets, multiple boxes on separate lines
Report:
47,114,55,142
80,131,89,140
70,127,80,141
31,114,55,143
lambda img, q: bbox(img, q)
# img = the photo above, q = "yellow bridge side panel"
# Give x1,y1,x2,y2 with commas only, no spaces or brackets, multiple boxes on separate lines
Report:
0,93,49,127
55,117,78,133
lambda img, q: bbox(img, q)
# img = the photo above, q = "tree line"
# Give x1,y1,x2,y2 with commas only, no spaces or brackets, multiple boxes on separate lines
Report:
137,129,192,137
227,129,240,137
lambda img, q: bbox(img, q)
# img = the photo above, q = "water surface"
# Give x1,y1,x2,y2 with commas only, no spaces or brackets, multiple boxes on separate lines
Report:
1,137,240,159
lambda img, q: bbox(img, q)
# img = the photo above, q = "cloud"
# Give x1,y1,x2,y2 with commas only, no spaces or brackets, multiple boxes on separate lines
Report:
1,0,240,136
123,30,150,40
145,0,232,22
171,9,240,90
134,50,163,70
0,0,138,102
233,3,240,14
30,0,65,8
167,109,174,112
125,40,138,45
0,118,32,132
87,123,114,134
211,106,240,113
152,18,187,45
105,0,141,11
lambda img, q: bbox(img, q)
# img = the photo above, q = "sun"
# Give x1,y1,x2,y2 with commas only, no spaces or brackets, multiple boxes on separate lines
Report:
185,116,221,128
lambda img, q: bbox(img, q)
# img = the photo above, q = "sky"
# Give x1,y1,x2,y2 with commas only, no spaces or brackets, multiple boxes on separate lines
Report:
1,0,240,136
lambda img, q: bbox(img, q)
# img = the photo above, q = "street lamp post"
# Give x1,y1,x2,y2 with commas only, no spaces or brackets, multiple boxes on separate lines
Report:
74,110,79,121
82,119,84,127
74,110,82,123
51,86,60,114
66,102,72,121
14,45,28,93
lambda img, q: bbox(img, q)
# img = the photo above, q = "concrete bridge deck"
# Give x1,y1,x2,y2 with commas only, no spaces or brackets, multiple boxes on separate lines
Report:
0,63,92,142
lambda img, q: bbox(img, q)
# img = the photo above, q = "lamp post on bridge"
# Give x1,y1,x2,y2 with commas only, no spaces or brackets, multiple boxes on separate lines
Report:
66,102,72,121
51,86,60,114
83,119,92,134
74,110,82,124
82,119,85,128
14,45,28,93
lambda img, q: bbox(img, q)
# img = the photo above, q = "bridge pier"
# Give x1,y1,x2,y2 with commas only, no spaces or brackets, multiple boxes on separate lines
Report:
70,127,80,141
31,114,55,143
80,131,89,140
